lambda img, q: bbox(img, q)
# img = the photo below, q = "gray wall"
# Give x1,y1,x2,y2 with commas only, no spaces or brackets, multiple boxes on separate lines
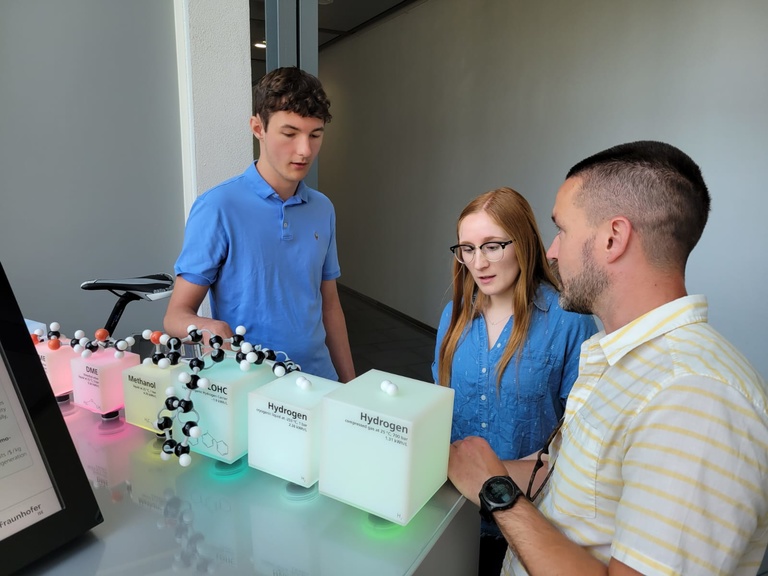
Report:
0,0,185,338
319,0,768,378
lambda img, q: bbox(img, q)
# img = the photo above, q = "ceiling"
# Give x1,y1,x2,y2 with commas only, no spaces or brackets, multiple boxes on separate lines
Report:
249,0,417,79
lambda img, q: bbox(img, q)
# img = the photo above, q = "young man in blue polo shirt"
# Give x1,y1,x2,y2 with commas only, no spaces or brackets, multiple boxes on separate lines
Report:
164,67,355,383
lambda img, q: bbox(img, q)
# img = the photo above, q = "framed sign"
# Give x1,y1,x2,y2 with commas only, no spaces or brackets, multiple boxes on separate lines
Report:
0,263,103,575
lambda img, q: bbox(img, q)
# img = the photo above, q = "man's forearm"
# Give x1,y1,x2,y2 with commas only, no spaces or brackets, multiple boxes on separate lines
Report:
324,306,355,382
495,498,607,576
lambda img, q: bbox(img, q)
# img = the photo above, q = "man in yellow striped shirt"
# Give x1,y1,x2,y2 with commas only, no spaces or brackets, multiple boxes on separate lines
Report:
449,141,768,576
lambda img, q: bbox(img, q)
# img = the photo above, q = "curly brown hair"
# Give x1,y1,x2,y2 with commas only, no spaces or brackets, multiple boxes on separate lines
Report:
252,67,331,129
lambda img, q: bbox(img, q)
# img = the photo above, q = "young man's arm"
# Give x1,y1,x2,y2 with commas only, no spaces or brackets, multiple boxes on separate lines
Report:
448,436,641,576
320,279,355,383
163,276,234,339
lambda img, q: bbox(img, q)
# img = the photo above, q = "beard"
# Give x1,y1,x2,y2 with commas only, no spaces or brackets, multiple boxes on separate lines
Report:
558,235,608,315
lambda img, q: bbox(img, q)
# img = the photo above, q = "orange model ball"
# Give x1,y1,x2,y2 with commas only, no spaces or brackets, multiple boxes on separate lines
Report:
95,328,110,342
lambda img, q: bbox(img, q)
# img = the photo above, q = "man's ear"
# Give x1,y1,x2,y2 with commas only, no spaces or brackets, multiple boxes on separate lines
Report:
604,216,632,263
250,115,265,140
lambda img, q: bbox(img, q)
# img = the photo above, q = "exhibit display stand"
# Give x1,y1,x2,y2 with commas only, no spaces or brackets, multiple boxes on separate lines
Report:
17,405,477,576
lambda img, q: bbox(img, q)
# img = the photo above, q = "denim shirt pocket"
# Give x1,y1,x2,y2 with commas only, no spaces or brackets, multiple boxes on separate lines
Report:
505,349,555,404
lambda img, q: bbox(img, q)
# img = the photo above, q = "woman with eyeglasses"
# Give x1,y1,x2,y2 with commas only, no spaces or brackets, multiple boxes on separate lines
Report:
432,187,597,576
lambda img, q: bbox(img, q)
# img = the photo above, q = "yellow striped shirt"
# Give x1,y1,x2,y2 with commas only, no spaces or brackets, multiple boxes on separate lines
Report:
503,295,768,575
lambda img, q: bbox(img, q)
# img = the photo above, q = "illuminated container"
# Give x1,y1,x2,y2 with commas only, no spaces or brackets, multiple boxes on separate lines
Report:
71,350,140,416
247,372,341,487
35,339,77,399
122,362,188,433
177,360,276,465
319,369,454,525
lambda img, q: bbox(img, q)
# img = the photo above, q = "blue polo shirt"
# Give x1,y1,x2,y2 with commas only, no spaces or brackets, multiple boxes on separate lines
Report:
175,162,340,380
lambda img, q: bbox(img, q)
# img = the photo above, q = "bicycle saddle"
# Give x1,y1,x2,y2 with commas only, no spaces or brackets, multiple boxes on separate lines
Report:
80,273,174,301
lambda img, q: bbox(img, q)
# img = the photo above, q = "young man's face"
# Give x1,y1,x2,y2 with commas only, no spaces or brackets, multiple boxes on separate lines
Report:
251,111,325,196
547,177,608,315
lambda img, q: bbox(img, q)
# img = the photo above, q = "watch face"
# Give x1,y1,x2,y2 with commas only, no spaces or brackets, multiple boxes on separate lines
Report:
487,479,515,505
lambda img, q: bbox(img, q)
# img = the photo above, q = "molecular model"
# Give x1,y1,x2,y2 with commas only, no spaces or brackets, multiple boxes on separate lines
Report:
31,321,68,350
71,327,136,359
153,325,301,467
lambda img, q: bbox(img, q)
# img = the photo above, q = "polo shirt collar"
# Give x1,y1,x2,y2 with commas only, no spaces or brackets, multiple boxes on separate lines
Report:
247,161,308,204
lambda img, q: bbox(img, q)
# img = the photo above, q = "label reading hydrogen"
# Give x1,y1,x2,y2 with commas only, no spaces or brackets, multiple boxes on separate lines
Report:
343,411,410,448
256,402,308,432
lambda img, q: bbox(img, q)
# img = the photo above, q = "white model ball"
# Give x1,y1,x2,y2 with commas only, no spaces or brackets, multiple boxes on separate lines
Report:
240,360,251,372
296,376,311,390
241,342,254,354
158,358,171,369
165,386,176,397
178,372,191,384
381,380,398,396
197,377,210,390
142,329,152,340
179,454,192,467
50,322,60,331
236,325,246,335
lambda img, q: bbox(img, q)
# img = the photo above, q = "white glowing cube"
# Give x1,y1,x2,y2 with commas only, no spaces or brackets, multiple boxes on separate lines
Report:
122,362,188,433
35,339,77,398
319,369,455,525
248,373,341,487
71,350,140,415
175,360,277,464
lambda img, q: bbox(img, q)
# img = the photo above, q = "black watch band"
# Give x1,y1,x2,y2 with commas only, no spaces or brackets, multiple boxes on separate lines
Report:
478,475,524,523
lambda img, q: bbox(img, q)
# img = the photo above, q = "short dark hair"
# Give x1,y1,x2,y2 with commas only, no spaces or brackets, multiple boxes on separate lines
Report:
252,67,332,129
567,140,711,270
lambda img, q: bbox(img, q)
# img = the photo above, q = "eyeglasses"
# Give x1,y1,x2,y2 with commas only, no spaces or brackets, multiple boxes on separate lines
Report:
525,417,563,501
449,240,514,264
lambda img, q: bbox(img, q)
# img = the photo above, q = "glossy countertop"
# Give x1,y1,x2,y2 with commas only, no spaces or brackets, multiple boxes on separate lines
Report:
19,402,476,576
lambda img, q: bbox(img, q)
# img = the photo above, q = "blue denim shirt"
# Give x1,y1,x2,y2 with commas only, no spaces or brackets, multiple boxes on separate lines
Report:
432,284,597,460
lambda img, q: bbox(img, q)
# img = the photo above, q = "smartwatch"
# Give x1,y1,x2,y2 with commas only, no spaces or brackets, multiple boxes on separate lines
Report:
478,475,524,522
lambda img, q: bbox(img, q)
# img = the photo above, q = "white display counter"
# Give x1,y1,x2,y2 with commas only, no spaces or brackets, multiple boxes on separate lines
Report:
18,404,479,576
